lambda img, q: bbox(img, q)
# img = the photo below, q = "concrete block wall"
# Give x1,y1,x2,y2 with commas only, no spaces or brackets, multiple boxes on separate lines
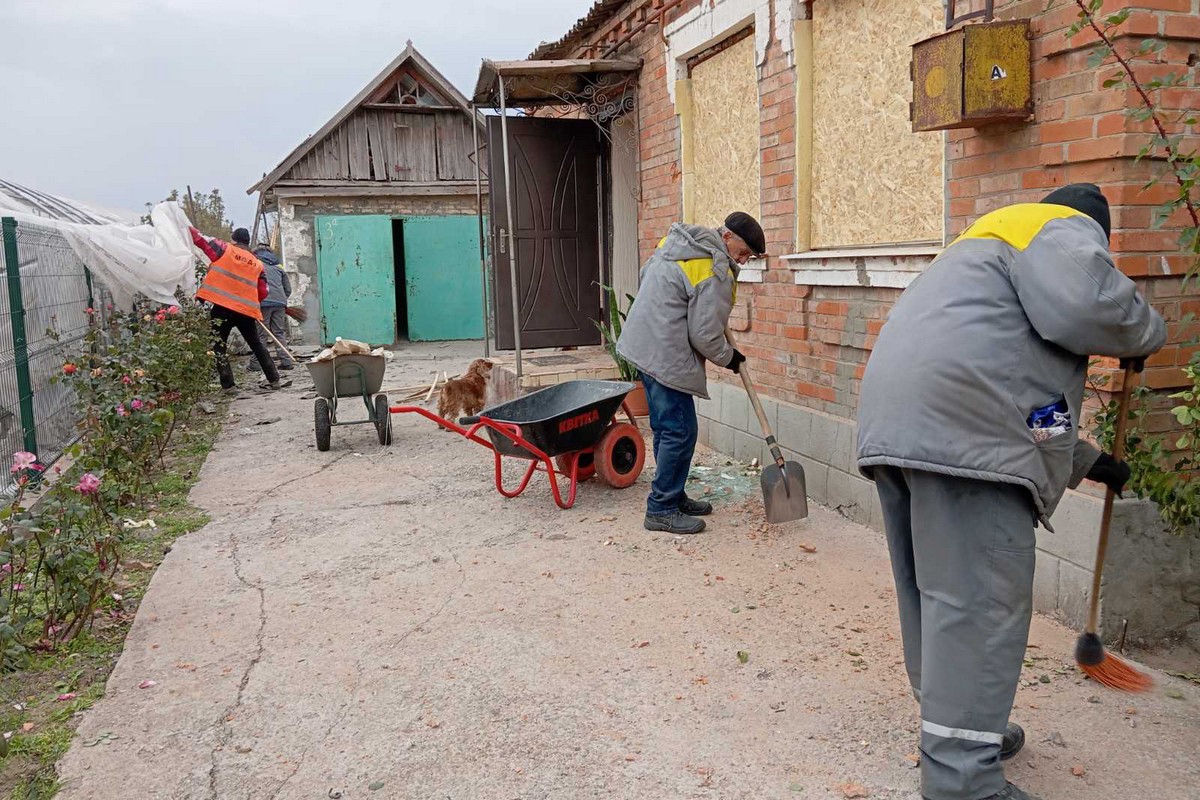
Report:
699,380,1199,643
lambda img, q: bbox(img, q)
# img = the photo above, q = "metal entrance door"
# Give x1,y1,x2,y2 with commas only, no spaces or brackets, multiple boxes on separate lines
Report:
315,214,396,345
402,215,485,341
488,116,602,350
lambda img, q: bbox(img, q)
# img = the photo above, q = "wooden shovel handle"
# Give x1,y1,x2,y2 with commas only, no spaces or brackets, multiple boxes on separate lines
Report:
725,328,785,468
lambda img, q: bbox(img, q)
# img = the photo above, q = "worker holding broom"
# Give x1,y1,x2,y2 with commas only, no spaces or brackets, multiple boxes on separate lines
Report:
856,184,1165,800
253,241,296,371
191,226,291,393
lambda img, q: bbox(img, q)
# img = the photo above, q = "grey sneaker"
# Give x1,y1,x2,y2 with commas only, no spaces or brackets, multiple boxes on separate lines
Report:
260,378,293,390
1000,722,1024,761
679,495,713,516
644,512,706,534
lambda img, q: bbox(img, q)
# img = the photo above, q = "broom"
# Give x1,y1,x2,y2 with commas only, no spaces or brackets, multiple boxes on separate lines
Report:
285,306,308,322
1074,361,1153,692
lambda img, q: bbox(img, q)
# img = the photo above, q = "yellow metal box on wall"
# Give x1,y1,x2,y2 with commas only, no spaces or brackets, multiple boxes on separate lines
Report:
911,20,1032,132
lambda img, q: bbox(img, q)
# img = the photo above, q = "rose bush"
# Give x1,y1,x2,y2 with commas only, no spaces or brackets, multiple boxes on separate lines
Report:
0,300,215,668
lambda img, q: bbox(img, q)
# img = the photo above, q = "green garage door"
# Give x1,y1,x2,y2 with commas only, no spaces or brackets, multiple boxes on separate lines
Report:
402,215,484,341
315,215,396,345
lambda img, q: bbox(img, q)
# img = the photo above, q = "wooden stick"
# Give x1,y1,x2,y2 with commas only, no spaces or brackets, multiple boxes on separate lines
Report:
423,372,440,403
256,319,302,364
185,185,199,224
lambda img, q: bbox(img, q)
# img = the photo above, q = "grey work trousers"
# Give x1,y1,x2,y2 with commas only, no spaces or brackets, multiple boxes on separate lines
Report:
259,307,294,367
873,466,1036,800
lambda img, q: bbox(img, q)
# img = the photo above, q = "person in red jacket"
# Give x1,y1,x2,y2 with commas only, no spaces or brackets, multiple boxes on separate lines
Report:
191,226,290,392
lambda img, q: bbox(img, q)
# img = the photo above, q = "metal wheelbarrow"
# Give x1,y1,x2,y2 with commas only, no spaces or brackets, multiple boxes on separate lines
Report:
391,379,645,509
305,353,392,451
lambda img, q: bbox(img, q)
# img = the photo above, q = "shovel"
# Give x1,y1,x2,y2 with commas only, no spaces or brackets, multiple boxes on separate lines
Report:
726,328,808,523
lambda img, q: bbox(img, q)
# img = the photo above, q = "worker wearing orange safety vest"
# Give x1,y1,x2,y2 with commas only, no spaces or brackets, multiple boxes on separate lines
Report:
191,226,290,393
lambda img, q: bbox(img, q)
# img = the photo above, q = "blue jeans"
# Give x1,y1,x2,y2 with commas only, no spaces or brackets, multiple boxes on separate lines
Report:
641,372,698,516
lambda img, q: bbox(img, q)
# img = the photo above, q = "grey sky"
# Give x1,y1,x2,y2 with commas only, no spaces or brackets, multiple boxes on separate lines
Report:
2,0,595,224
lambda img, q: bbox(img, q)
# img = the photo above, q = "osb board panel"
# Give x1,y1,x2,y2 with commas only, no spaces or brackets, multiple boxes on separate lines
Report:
690,35,760,228
811,0,943,247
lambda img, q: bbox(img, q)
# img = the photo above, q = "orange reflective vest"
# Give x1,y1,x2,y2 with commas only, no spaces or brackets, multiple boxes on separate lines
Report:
197,245,264,320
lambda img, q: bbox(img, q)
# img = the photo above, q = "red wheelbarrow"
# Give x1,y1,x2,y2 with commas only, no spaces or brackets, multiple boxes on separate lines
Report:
390,380,646,509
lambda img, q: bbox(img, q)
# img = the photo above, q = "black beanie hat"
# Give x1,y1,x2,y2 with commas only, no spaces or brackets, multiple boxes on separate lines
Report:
723,211,767,256
232,227,251,245
1041,183,1111,240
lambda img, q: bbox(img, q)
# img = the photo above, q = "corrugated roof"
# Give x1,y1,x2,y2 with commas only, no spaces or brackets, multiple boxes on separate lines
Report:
529,0,629,60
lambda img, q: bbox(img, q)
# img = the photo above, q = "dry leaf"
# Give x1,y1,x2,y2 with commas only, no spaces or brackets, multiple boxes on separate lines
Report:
837,782,870,798
1071,764,1086,777
799,543,818,553
56,693,77,702
633,641,650,648
138,680,157,689
21,723,34,732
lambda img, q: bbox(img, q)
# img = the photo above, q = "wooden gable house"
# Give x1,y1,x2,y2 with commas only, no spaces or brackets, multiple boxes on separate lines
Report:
251,42,486,346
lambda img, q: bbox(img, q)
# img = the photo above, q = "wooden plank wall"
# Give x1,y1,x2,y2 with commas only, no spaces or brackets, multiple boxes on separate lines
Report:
281,108,481,184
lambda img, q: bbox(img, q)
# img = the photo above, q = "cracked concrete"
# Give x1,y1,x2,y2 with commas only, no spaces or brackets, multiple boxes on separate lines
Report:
55,342,1200,799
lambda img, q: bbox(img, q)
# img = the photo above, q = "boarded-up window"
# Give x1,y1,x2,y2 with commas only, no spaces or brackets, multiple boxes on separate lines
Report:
810,0,943,247
690,34,761,227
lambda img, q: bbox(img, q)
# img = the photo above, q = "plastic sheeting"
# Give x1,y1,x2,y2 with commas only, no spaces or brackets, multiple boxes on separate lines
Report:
0,196,199,310
58,201,199,310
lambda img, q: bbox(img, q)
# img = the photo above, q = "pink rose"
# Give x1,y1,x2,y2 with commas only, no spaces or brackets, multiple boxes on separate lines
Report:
10,451,38,474
76,472,101,495
131,399,144,411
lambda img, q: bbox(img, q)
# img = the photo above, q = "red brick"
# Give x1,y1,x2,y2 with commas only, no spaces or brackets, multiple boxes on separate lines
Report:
1134,0,1193,11
1067,136,1125,162
1041,118,1094,143
949,178,980,199
1165,13,1200,40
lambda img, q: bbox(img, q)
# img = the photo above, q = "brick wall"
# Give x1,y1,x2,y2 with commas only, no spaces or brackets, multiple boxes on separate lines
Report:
948,0,1200,394
570,0,1197,422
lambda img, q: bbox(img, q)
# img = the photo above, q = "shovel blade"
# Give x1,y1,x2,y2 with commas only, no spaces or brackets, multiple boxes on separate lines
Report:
761,460,809,523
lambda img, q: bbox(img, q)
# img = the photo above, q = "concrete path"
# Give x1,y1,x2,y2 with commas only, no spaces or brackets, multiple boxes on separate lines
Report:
58,343,1200,799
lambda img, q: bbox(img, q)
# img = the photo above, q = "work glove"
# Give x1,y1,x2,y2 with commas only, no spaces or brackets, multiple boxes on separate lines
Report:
727,349,746,375
1087,452,1131,496
1119,357,1146,373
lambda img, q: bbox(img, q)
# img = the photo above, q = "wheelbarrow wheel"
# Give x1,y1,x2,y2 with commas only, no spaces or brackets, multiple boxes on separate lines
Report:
594,422,645,489
314,398,332,452
374,394,392,445
555,449,596,483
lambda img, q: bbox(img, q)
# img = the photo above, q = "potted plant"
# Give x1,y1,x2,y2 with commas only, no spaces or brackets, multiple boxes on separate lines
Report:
595,284,649,416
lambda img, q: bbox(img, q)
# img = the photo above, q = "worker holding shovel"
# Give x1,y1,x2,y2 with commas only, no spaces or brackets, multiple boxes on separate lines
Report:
617,212,766,534
191,226,292,393
856,184,1165,800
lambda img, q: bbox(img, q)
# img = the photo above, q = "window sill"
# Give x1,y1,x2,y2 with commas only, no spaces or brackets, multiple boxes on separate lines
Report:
781,244,940,289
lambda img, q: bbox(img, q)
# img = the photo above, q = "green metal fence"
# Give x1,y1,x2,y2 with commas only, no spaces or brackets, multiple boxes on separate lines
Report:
0,216,109,493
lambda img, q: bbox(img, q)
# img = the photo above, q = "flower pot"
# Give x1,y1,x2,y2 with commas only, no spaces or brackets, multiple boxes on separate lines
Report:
624,381,650,417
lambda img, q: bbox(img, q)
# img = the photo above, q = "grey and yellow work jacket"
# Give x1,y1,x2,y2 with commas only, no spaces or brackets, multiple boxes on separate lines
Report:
856,203,1166,525
617,223,738,399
